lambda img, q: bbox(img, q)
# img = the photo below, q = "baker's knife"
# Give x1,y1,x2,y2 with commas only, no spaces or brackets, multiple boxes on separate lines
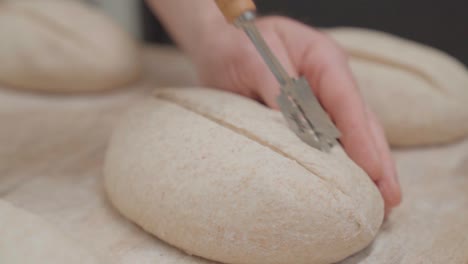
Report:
214,0,341,152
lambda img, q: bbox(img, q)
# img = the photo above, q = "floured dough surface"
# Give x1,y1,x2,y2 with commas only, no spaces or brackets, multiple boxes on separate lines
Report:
326,27,468,146
104,87,384,264
0,200,102,264
0,0,142,92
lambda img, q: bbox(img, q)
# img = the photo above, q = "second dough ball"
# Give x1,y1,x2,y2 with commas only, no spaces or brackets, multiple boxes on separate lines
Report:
326,28,468,146
0,0,142,92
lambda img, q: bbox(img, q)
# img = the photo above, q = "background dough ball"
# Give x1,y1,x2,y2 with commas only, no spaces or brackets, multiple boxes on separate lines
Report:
104,87,384,264
0,200,102,264
0,0,142,92
326,27,468,146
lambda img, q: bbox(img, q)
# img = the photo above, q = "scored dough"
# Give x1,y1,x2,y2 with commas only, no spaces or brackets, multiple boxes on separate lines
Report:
326,27,468,146
0,0,142,92
104,87,384,264
0,200,102,264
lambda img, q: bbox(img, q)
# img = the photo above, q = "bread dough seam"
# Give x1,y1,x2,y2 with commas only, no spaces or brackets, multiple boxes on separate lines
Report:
345,48,446,96
155,93,367,233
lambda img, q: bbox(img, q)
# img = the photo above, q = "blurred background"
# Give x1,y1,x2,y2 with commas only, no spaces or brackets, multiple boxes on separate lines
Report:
88,0,467,66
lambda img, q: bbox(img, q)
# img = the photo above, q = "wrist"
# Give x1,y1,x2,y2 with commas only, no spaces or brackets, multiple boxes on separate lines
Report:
183,19,237,61
147,0,234,58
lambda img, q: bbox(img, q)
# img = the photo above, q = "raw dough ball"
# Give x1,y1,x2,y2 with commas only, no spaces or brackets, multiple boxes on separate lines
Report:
0,0,142,92
0,200,102,264
104,88,384,264
326,27,468,146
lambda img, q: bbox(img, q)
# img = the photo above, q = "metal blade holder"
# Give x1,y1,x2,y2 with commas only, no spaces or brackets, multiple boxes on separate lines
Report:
234,11,341,152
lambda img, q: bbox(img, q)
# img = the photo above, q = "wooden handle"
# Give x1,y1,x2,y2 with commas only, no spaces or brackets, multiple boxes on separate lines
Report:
214,0,256,23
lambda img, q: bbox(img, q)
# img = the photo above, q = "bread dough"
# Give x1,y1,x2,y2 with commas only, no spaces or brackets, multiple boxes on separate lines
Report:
0,0,142,92
104,88,384,264
326,28,468,146
0,200,102,264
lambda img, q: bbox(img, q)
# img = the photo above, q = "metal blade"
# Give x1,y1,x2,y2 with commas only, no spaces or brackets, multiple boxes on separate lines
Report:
277,91,323,150
288,78,341,139
278,78,341,152
235,11,341,152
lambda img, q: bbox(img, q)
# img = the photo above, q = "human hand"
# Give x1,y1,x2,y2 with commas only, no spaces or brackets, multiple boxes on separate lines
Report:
189,16,401,213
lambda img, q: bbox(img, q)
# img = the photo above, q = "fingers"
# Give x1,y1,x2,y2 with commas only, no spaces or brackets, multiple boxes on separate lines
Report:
280,26,383,183
252,18,401,213
366,108,402,209
312,61,382,182
297,33,401,211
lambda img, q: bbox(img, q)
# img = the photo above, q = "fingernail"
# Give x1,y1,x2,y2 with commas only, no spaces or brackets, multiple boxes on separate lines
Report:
384,206,392,220
377,180,387,201
366,126,383,181
388,167,402,205
376,181,390,219
380,174,402,208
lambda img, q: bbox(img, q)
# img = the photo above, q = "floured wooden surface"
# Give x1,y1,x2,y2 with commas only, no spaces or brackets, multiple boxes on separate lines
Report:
1,45,467,264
